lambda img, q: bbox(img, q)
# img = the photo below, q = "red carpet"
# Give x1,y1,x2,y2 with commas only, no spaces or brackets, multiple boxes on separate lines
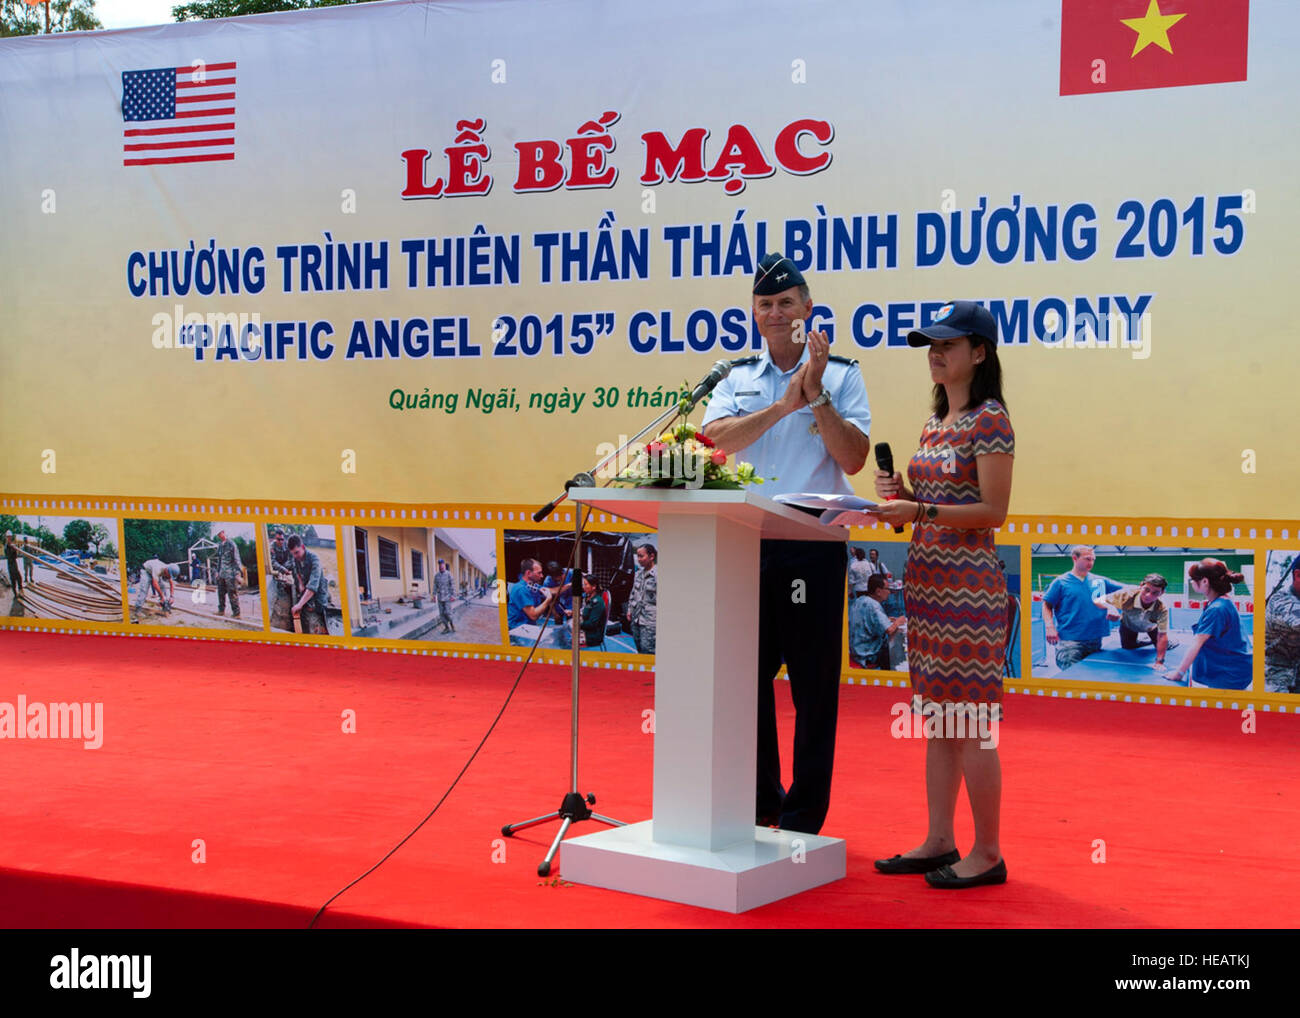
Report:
0,629,1295,928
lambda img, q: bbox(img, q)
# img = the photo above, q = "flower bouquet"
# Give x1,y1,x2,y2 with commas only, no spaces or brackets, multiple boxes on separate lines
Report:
614,390,767,490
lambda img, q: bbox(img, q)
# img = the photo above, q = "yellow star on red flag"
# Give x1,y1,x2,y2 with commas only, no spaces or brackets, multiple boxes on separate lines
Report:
1121,0,1188,57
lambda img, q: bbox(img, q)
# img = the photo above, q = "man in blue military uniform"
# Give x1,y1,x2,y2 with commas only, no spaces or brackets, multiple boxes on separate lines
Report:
701,252,871,835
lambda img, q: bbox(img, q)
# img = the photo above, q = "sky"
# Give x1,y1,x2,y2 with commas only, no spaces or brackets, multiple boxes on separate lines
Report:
95,0,177,30
435,528,496,575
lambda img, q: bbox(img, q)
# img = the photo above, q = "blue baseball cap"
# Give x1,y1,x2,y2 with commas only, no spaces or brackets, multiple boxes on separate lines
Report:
907,300,998,346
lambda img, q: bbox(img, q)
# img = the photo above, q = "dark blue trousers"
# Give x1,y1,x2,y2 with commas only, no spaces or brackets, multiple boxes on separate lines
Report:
756,538,847,835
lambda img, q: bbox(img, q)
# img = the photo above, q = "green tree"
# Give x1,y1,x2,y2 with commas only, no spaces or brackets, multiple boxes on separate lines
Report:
63,519,94,552
123,519,211,572
87,523,112,556
172,0,362,22
34,526,63,554
2,0,102,36
234,535,258,584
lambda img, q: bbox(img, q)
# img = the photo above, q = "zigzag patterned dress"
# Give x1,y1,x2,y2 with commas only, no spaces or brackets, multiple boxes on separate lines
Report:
904,399,1015,717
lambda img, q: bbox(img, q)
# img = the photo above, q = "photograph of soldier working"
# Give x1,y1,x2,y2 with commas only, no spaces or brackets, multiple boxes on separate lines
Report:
125,519,262,631
265,525,344,636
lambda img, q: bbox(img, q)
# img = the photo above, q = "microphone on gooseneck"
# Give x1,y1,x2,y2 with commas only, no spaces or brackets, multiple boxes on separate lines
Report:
686,360,732,408
873,442,904,534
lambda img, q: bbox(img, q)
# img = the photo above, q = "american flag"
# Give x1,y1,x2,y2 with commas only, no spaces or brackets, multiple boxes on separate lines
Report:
121,62,237,167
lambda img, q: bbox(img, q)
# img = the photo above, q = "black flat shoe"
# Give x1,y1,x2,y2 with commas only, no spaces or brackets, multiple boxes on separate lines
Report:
874,849,960,874
924,859,1007,888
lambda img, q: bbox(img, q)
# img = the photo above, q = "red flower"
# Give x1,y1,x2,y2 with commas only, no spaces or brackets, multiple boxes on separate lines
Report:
696,432,715,447
710,449,727,465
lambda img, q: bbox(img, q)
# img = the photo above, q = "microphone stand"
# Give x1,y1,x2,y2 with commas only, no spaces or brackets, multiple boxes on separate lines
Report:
529,398,701,525
501,372,724,877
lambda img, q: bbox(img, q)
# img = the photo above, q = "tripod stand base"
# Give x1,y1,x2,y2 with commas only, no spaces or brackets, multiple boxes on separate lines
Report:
560,820,846,913
502,792,624,877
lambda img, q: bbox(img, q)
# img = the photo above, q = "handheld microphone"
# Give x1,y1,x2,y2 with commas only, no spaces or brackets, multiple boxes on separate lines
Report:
873,442,904,534
687,360,732,407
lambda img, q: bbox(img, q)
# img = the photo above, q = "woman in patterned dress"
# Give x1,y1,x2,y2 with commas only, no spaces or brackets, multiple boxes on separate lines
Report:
866,301,1015,889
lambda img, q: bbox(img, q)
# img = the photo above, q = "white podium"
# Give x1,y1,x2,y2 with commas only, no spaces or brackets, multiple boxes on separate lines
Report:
560,487,849,913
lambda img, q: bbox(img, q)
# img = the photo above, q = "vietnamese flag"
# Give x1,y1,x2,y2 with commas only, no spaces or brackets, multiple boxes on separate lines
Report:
1060,0,1249,95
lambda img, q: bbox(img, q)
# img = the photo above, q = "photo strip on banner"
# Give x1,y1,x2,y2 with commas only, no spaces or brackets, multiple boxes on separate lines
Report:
844,538,1022,679
1030,544,1254,690
502,529,655,655
1,514,122,623
263,524,344,636
1262,549,1300,696
342,525,496,645
3,497,1299,706
124,519,263,631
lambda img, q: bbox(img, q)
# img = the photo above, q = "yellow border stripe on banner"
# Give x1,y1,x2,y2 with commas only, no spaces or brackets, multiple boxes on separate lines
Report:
1,492,1295,711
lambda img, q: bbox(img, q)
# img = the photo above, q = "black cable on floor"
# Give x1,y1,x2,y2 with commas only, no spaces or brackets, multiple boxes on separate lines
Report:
307,507,590,929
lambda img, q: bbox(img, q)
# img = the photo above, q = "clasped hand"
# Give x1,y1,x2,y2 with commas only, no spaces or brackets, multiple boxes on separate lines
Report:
778,330,832,412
